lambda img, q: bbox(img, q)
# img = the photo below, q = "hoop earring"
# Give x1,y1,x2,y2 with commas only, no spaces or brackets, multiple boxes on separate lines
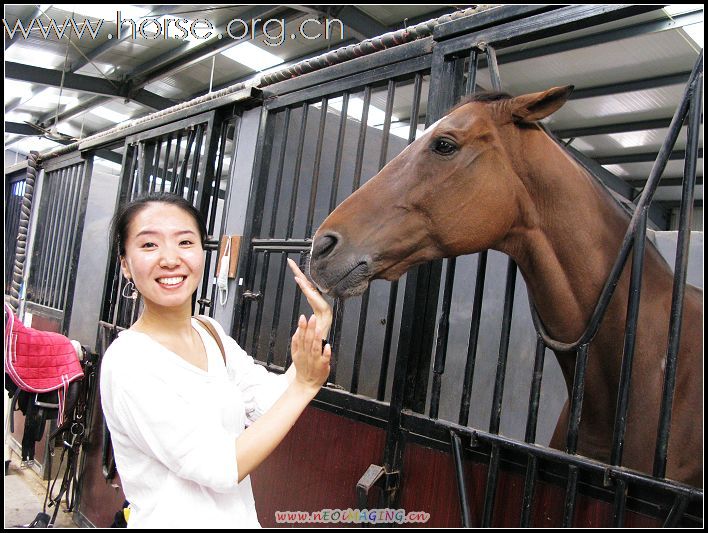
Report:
122,280,138,300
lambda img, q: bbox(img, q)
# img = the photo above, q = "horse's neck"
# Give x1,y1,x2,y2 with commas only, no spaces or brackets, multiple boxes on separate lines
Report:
499,128,634,345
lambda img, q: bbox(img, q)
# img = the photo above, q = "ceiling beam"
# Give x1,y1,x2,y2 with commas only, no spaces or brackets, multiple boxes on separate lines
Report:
595,149,703,165
553,117,674,139
332,6,388,41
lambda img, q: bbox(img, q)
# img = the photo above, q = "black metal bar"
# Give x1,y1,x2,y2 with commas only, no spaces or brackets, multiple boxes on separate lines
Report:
489,260,517,435
465,49,479,95
329,92,349,212
286,250,308,370
351,86,371,192
563,465,579,527
169,132,183,194
329,298,345,383
566,343,590,455
160,133,172,193
250,251,270,358
481,443,500,527
611,207,648,467
267,252,289,366
612,478,628,527
450,431,472,527
654,62,703,480
350,287,369,394
302,99,327,238
520,454,538,527
49,167,75,308
187,124,205,204
486,45,502,92
57,164,84,309
459,251,487,426
377,281,398,402
269,107,291,238
288,104,311,239
37,170,61,305
525,336,547,444
430,257,456,419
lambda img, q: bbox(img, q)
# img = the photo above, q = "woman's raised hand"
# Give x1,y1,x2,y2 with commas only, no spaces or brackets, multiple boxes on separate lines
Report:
287,258,332,339
290,314,331,393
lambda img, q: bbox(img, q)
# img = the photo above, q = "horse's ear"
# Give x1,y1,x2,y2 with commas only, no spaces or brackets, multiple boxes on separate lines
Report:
509,85,574,123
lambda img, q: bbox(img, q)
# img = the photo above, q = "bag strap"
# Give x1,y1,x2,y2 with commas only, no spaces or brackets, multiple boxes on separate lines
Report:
194,316,226,366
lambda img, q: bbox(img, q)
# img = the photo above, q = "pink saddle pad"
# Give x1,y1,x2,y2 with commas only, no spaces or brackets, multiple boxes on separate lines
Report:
4,303,83,395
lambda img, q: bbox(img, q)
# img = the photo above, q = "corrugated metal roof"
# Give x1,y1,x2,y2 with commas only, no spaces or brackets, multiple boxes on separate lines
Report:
4,5,704,208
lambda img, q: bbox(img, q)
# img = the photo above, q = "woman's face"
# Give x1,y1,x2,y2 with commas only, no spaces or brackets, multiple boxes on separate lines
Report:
120,203,205,313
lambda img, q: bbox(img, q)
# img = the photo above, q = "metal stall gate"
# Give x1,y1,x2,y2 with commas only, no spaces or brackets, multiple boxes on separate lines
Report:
73,109,240,527
233,5,702,528
5,166,27,295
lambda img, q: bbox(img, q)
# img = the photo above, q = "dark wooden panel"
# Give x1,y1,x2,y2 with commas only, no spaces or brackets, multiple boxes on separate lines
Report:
252,406,386,527
399,442,663,527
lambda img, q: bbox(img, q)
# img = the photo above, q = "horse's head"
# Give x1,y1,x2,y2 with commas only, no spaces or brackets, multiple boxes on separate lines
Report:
310,86,574,297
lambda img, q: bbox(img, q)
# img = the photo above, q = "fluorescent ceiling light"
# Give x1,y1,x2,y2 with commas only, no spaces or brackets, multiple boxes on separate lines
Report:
681,22,704,48
222,42,284,71
5,111,35,122
608,131,651,149
319,96,423,139
34,88,79,107
663,4,703,16
602,164,629,177
91,105,131,123
4,47,65,68
5,80,34,99
59,4,148,20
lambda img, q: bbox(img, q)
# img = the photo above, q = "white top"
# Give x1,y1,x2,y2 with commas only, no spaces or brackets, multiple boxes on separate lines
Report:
100,317,289,529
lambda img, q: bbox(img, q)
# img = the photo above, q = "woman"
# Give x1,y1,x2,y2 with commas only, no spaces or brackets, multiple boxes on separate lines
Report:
100,192,332,528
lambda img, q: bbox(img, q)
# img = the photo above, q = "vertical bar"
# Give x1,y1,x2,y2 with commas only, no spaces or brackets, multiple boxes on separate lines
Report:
654,71,702,479
430,257,456,419
562,465,579,527
169,132,183,194
465,48,479,95
376,80,398,402
269,108,291,238
563,343,590,528
486,45,502,91
303,99,326,238
285,104,312,239
267,252,288,367
329,298,345,382
450,431,471,528
520,455,538,527
177,128,196,196
329,92,349,212
663,495,688,527
459,251,487,426
350,287,369,394
48,168,74,308
36,171,59,304
287,250,307,369
249,251,270,359
481,443,500,527
56,164,84,309
188,124,205,203
611,207,648,466
351,86,371,192
611,478,627,527
160,134,173,193
489,260,517,435
525,336,547,444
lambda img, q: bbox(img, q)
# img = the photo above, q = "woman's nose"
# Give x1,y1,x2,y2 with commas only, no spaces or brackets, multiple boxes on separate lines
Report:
158,246,181,268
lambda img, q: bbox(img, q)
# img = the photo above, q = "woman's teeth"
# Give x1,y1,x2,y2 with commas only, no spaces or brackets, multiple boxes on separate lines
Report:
157,276,185,286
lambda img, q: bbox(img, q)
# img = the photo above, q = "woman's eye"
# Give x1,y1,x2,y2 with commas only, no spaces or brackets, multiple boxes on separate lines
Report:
142,242,156,249
432,138,458,155
180,240,193,246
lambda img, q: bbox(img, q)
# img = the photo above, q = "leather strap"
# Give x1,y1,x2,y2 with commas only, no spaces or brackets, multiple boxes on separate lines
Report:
194,316,226,366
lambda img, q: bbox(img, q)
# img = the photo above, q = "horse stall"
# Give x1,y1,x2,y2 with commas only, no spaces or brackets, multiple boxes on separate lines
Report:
4,5,702,528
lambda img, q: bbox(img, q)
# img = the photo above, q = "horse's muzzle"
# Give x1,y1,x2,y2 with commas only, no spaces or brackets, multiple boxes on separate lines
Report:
310,232,372,298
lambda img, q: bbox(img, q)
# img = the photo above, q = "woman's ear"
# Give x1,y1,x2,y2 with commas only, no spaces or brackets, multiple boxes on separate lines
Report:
120,256,131,280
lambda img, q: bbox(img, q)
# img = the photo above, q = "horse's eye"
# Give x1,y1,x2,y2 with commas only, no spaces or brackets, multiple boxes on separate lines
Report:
432,138,458,155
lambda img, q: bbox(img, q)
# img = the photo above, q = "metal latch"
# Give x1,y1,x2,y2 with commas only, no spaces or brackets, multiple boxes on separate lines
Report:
356,464,399,510
242,290,261,301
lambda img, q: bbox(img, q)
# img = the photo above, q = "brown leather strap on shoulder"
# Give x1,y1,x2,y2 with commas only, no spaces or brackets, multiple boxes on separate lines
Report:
194,316,226,365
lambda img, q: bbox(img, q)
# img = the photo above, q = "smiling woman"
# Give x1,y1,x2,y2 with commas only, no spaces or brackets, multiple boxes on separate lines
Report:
100,192,334,527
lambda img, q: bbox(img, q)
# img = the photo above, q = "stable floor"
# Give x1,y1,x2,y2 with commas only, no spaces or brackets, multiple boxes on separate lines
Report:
4,452,76,529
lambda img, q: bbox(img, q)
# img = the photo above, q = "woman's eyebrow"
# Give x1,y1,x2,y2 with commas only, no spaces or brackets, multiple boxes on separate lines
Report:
134,229,198,238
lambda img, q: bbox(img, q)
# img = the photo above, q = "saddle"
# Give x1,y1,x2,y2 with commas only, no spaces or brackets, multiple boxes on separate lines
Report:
4,303,83,463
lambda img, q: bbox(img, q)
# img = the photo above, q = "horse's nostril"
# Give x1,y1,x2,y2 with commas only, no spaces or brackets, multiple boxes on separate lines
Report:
312,233,339,261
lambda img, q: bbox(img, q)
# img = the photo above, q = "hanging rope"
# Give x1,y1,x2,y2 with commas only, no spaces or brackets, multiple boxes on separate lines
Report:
7,150,39,313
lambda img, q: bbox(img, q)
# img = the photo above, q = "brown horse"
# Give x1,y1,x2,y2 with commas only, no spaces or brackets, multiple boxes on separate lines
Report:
309,86,703,487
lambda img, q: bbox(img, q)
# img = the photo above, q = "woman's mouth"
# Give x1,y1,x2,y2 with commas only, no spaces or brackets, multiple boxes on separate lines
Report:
156,276,186,289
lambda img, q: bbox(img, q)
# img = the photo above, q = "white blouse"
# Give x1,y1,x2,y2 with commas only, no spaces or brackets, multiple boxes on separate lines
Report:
100,317,289,528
